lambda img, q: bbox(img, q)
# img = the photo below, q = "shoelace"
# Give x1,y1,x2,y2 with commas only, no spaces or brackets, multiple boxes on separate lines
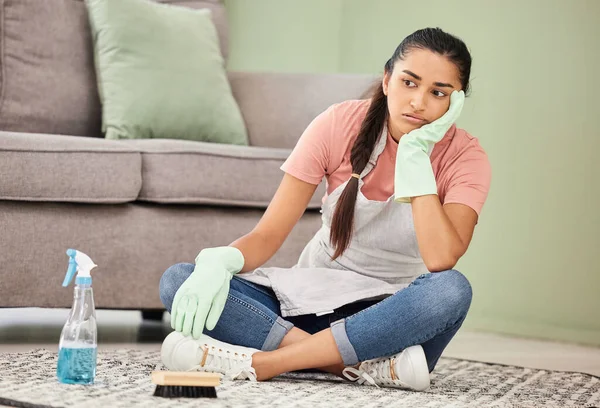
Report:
343,366,380,387
187,344,257,381
342,357,408,388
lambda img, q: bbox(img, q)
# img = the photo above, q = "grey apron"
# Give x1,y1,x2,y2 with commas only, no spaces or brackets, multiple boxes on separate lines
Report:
238,124,429,317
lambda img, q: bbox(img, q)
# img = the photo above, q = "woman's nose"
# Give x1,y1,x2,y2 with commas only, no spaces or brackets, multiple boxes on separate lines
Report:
410,94,427,111
410,98,424,111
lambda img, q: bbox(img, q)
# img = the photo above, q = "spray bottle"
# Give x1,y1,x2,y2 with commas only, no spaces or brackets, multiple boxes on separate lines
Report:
56,249,98,384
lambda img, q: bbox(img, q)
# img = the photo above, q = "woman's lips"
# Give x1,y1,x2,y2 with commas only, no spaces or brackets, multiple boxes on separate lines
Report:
402,114,426,124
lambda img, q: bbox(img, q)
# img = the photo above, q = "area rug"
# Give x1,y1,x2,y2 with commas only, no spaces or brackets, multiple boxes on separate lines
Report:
0,349,598,408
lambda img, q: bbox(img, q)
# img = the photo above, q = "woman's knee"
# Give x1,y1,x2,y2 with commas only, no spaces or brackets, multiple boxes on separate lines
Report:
430,269,473,316
159,262,195,312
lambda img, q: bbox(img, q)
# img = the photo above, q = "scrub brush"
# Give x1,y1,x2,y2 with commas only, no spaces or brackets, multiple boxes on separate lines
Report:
151,371,220,399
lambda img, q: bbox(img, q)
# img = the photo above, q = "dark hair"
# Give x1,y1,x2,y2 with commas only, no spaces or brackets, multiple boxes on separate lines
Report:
329,27,472,260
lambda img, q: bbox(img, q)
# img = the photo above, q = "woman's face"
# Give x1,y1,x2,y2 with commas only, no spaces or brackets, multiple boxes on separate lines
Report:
383,48,463,140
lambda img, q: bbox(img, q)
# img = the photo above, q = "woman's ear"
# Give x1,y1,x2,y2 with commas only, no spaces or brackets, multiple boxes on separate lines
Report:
382,71,390,96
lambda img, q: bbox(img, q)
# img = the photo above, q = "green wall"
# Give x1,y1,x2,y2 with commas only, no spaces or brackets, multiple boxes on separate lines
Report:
224,0,600,347
225,0,343,73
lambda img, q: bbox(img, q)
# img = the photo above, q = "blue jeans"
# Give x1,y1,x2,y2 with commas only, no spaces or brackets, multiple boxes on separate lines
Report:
159,264,472,373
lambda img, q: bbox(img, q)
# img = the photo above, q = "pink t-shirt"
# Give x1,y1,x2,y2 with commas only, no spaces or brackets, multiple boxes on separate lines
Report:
280,99,492,216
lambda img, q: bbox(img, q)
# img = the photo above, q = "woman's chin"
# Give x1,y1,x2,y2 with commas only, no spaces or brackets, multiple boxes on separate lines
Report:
397,123,421,135
390,118,426,140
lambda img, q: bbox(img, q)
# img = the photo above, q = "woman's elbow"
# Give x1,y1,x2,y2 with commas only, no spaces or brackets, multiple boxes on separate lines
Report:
424,254,459,273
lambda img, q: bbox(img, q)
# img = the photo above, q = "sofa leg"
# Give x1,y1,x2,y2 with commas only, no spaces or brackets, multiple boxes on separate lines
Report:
141,309,165,322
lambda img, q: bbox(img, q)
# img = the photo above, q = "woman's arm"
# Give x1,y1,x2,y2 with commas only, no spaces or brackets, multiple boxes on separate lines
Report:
230,173,319,273
410,195,478,272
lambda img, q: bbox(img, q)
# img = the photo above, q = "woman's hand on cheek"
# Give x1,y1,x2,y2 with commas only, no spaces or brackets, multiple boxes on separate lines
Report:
403,90,464,149
430,90,465,137
394,90,465,202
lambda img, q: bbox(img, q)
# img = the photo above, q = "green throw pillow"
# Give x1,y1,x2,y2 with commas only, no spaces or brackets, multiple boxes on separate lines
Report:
86,0,248,145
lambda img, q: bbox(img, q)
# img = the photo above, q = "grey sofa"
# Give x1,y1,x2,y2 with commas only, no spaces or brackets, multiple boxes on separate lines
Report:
0,0,375,313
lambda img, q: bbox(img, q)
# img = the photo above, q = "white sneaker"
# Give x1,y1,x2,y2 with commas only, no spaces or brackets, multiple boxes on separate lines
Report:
161,331,259,381
342,345,430,391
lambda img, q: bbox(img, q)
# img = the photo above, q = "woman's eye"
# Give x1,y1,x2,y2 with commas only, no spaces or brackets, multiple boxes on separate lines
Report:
402,79,446,97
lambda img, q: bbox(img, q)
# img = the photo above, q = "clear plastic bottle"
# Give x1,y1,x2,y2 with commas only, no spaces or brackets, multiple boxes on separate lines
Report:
56,249,98,385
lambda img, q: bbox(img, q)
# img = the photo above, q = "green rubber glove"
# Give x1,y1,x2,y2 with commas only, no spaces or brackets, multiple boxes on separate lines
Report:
394,90,465,203
170,246,245,339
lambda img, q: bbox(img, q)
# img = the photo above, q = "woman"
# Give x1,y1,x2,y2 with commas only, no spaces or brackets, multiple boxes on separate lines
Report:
159,27,491,391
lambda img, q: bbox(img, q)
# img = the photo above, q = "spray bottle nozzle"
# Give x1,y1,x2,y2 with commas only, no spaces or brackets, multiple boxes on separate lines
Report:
63,249,97,287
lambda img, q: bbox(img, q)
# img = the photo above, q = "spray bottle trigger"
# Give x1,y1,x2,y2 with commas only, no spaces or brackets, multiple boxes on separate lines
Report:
63,249,78,287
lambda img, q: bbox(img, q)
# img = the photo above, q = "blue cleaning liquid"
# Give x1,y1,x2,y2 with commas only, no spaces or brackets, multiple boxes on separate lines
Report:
56,343,97,384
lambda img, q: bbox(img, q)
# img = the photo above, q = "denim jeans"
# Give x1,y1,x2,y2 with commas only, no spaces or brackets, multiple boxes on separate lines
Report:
159,264,472,373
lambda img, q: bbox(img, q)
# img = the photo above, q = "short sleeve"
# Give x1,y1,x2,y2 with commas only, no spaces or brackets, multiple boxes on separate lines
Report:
280,106,334,185
442,142,492,216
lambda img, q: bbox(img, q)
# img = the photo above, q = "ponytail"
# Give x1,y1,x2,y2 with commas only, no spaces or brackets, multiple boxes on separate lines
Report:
330,82,388,260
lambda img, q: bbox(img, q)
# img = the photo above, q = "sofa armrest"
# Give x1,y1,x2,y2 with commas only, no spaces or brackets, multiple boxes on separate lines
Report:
228,71,378,149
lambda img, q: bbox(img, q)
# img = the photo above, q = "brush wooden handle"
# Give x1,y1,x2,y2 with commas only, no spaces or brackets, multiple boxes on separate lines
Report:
151,371,221,387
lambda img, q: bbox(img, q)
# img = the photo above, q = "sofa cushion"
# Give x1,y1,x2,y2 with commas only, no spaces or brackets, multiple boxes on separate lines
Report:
0,0,228,138
0,131,141,203
86,0,247,145
120,139,326,209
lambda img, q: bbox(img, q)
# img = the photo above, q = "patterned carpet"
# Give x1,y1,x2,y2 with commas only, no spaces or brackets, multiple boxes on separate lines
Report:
0,349,598,408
